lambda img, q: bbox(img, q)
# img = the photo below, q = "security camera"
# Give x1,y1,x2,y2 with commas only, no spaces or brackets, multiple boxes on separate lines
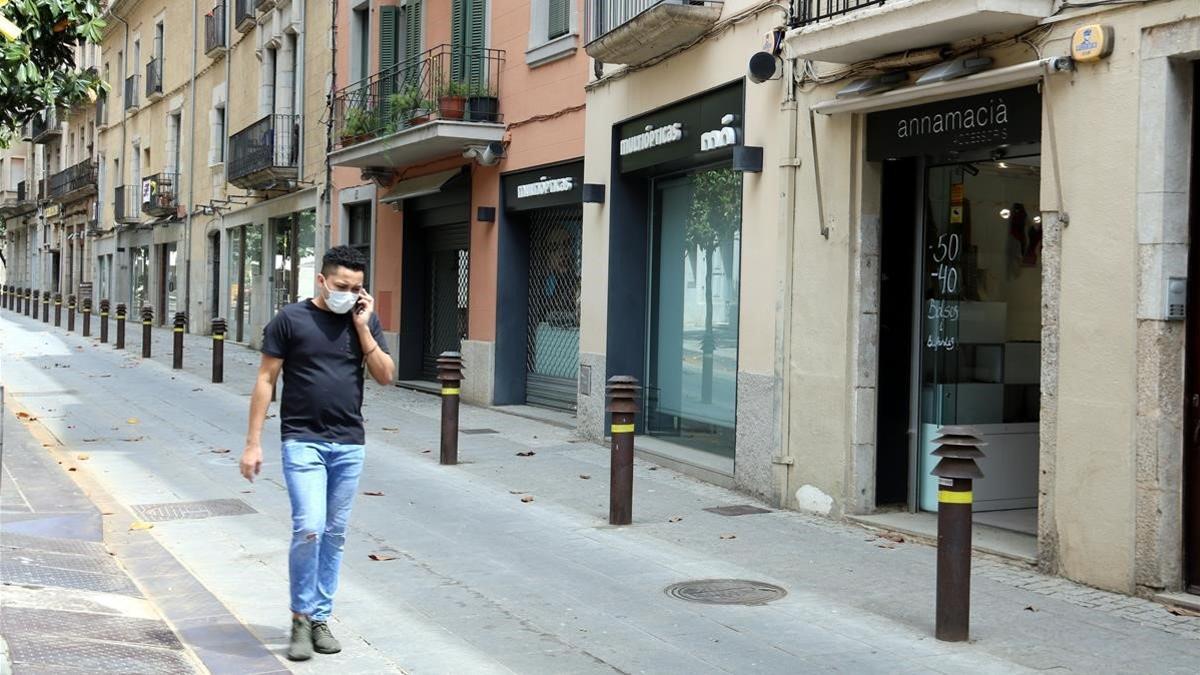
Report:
748,51,782,84
464,141,506,166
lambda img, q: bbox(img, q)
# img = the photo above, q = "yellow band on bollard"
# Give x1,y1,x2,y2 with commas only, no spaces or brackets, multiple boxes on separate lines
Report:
213,335,225,341
173,328,184,333
937,490,973,504
441,387,460,396
611,423,635,434
143,321,152,325
101,312,109,317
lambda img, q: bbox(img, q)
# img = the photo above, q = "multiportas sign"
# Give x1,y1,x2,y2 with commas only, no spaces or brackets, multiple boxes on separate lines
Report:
503,160,584,212
516,176,574,199
866,85,1041,161
617,82,744,173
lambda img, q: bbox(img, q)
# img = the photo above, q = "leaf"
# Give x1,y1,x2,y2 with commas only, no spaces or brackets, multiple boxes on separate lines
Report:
67,467,77,472
381,427,399,432
719,533,737,540
516,451,536,457
129,521,154,531
76,454,89,460
368,552,397,561
15,411,35,421
668,516,683,523
1024,606,1038,612
126,418,139,425
1168,605,1200,617
210,448,231,454
363,491,385,497
579,474,591,480
82,437,99,442
521,495,535,503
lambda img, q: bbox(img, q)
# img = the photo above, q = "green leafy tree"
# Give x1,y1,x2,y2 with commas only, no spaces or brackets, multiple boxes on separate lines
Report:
0,0,107,147
686,168,741,404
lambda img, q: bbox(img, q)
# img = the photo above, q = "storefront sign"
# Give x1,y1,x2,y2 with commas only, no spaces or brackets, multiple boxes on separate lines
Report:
865,85,1041,161
618,83,744,173
43,203,60,219
503,161,584,212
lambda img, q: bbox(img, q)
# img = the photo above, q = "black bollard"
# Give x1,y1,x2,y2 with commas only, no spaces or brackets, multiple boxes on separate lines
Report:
172,312,187,369
2,284,7,310
115,303,127,350
436,352,464,466
99,300,110,343
32,290,40,320
931,425,986,642
42,290,49,323
54,293,62,327
141,306,154,358
606,376,641,526
82,298,92,337
24,287,31,316
211,318,226,383
67,294,76,332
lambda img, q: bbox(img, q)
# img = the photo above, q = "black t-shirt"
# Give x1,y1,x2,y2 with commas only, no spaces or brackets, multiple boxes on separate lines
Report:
261,300,389,445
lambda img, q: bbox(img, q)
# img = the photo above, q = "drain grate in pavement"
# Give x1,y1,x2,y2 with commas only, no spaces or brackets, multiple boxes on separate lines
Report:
131,498,257,523
5,549,125,576
5,635,194,674
0,533,109,557
0,607,184,650
704,504,773,517
0,561,142,596
665,579,788,606
461,428,500,435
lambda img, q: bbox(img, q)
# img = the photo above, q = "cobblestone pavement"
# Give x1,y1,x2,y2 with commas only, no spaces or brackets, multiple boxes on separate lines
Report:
2,310,1200,673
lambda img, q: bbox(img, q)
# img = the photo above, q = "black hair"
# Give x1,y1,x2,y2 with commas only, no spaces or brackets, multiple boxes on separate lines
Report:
321,245,367,276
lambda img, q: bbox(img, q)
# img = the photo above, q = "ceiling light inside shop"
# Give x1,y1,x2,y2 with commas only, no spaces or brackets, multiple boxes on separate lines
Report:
835,72,908,99
916,56,994,85
997,161,1009,169
1033,216,1042,224
1001,208,1012,219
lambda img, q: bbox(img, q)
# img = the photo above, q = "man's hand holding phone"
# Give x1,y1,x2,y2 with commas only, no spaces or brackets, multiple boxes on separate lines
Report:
351,288,375,327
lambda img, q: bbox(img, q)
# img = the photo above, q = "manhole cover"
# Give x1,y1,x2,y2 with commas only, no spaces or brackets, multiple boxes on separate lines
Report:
704,505,772,517
665,579,787,606
460,428,499,435
131,498,257,522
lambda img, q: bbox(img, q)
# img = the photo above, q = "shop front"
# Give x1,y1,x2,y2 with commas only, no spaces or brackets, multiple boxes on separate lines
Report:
605,82,747,465
868,85,1044,531
496,161,584,412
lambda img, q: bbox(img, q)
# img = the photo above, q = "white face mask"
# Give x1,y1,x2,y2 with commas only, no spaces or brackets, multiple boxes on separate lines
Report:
323,281,358,314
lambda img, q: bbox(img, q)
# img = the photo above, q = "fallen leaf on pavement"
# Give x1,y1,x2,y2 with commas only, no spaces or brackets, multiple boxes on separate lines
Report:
521,495,535,503
648,467,658,471
83,438,100,443
101,512,115,516
421,450,431,454
16,412,36,421
126,418,139,425
879,532,905,544
210,448,231,454
77,454,90,460
368,553,397,561
509,490,528,495
668,517,683,523
1168,605,1200,617
516,451,536,457
121,437,144,442
67,467,77,472
192,388,203,392
1024,606,1038,612
382,427,399,432
579,474,591,480
719,533,737,540
876,544,896,550
363,491,385,497
129,521,154,531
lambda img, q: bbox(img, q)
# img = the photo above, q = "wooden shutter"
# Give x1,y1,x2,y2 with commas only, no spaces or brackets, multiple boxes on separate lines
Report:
403,2,422,87
379,6,400,125
548,0,570,40
451,0,485,85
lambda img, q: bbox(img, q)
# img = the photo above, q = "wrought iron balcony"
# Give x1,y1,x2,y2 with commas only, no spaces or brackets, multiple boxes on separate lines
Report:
49,159,98,202
235,0,255,32
30,108,61,143
141,172,180,217
145,58,163,100
330,45,505,168
114,185,141,224
0,180,36,217
125,74,140,110
786,0,1053,64
228,114,299,190
585,0,722,66
206,2,227,55
255,0,275,11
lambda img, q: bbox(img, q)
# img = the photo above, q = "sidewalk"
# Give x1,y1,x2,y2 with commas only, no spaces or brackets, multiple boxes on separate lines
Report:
2,311,1199,673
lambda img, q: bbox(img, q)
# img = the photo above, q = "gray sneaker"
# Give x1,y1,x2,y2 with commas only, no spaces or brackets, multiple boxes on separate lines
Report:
311,621,342,654
287,616,313,661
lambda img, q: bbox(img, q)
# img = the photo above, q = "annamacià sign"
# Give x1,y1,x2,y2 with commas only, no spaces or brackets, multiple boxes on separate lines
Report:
866,85,1041,160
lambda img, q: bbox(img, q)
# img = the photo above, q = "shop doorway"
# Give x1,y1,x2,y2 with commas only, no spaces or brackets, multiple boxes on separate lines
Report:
270,211,317,315
209,233,220,320
877,156,1043,532
1183,62,1200,595
158,242,177,325
525,206,582,411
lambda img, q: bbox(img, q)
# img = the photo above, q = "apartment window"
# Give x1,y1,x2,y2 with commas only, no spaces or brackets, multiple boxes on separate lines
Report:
351,4,369,82
526,0,576,67
451,0,486,83
10,157,24,190
347,202,372,282
211,105,226,165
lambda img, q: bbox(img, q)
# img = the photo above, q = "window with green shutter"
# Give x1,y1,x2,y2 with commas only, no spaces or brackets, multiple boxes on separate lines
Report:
548,0,570,40
451,0,486,88
379,6,400,127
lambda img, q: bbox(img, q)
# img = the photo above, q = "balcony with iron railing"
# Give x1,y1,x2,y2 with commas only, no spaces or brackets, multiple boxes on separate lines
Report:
140,172,180,217
585,0,722,66
235,0,255,32
206,2,227,55
49,159,98,202
30,107,61,143
785,0,1053,64
145,58,163,100
228,114,299,190
125,74,140,110
329,44,505,169
114,185,140,224
255,0,275,11
0,180,37,217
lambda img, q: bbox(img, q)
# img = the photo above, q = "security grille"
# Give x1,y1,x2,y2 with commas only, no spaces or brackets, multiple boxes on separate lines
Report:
422,245,470,378
526,206,581,411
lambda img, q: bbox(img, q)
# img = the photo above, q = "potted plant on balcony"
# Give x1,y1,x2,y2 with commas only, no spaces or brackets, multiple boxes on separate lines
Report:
437,80,470,121
340,107,377,146
389,86,434,127
466,81,499,123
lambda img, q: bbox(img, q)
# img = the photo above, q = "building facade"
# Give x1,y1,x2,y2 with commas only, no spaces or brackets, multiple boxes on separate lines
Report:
328,0,588,407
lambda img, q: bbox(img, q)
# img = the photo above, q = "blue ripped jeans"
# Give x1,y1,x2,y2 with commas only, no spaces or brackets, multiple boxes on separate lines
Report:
281,440,364,622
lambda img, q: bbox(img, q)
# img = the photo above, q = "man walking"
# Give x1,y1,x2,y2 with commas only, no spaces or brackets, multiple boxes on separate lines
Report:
240,245,394,661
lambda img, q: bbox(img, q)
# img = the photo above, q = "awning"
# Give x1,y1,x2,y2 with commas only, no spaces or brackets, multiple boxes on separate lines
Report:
812,57,1072,115
379,169,462,205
